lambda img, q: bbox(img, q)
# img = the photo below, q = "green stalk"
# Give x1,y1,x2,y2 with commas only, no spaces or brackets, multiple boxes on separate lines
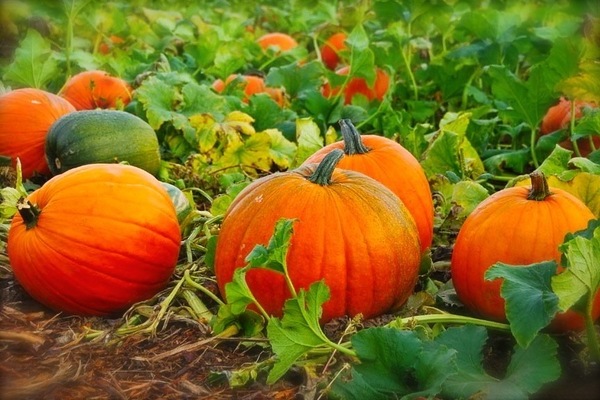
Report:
530,126,540,168
387,313,511,331
307,149,344,186
584,298,600,361
183,269,225,306
180,289,214,321
339,119,369,155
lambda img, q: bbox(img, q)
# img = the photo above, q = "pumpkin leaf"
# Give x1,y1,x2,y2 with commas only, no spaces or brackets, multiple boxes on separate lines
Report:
266,60,325,98
2,29,58,89
439,326,560,399
266,280,333,384
293,118,324,167
535,145,573,177
347,24,376,85
245,218,296,274
264,129,297,170
485,261,560,348
450,180,490,219
552,220,600,314
332,327,456,399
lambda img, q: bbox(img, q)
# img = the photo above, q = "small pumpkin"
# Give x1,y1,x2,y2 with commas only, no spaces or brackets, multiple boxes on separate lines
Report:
322,66,390,104
212,74,284,106
215,149,421,323
303,119,434,252
540,97,599,156
451,171,600,331
320,32,347,70
7,163,182,316
0,88,76,179
45,109,161,176
59,70,132,110
257,32,298,52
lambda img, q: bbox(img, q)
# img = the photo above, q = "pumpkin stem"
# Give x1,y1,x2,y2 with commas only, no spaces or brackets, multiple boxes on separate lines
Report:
308,149,344,186
16,198,40,229
339,119,370,155
527,171,553,201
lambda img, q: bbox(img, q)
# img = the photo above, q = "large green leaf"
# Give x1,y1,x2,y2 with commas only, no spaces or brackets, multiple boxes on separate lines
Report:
3,29,58,89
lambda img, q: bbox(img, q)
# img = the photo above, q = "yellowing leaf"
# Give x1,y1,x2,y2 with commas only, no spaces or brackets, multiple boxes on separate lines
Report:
264,129,297,169
216,131,272,172
515,172,600,217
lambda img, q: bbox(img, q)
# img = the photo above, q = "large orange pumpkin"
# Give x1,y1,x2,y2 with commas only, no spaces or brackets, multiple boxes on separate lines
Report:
7,163,182,316
303,119,433,252
451,171,600,331
59,70,132,110
0,88,76,179
215,149,421,322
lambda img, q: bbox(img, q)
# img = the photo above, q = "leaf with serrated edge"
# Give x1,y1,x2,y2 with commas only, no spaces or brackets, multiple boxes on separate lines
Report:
552,224,600,312
266,281,331,384
485,261,559,348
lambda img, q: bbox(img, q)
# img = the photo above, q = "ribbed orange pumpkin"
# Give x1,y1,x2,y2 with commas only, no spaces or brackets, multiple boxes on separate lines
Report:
0,88,75,179
257,32,298,52
59,70,132,110
215,150,421,322
451,171,600,331
320,32,347,70
7,163,182,316
303,120,433,252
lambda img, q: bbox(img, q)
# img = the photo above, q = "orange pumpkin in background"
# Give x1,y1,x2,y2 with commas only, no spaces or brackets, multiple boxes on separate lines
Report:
257,32,298,52
215,150,421,323
320,32,347,70
303,119,434,252
322,66,390,104
0,88,76,179
59,70,132,110
212,74,284,106
540,97,599,156
7,163,182,316
451,171,600,332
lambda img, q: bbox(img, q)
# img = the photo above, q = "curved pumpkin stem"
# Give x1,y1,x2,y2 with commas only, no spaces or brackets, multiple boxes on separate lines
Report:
16,198,41,229
339,119,370,155
308,149,344,186
527,171,553,201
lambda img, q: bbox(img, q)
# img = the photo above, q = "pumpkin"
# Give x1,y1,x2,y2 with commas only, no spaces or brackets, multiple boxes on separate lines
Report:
257,32,298,52
303,119,433,252
322,66,390,104
7,163,182,316
45,109,161,176
212,74,284,106
161,182,193,223
540,97,599,156
451,171,600,331
215,149,421,323
59,70,132,110
0,88,76,179
320,32,347,70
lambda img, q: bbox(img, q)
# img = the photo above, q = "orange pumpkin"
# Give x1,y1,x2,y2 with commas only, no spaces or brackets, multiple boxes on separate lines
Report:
322,66,390,104
0,88,76,179
451,171,600,331
257,32,298,52
540,97,599,156
215,149,421,322
303,119,433,252
59,70,132,110
320,32,347,70
212,74,284,106
7,163,182,316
